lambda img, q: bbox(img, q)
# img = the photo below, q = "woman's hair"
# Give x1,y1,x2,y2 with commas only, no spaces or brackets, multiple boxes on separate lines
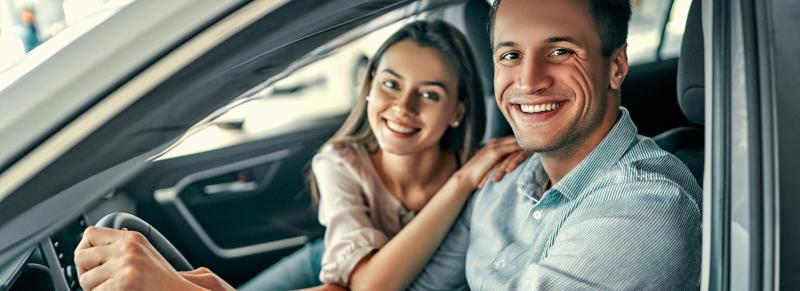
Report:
310,20,486,203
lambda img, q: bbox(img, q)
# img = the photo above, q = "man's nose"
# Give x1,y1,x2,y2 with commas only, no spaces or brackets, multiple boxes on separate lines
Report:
517,58,553,95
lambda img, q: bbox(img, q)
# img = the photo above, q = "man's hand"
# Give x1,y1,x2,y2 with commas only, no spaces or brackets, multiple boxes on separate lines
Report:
74,226,204,291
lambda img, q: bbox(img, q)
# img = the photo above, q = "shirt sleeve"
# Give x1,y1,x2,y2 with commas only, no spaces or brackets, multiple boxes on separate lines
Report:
516,181,702,290
407,191,476,291
312,152,389,286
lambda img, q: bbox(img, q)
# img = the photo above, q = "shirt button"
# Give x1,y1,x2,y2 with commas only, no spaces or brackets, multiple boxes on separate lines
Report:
532,211,543,220
493,259,506,269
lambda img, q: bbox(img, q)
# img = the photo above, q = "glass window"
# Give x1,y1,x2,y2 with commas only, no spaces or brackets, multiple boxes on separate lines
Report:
660,0,692,59
0,0,134,71
160,20,407,159
627,0,692,65
628,0,671,64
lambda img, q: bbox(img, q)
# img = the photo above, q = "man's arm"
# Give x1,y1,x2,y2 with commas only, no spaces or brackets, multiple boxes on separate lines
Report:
517,182,702,290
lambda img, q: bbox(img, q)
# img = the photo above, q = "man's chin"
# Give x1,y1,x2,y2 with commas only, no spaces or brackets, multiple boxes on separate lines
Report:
510,128,558,152
514,137,558,153
520,143,560,154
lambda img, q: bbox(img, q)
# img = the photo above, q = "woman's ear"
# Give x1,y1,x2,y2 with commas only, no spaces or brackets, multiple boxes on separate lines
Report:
608,43,629,90
451,102,466,127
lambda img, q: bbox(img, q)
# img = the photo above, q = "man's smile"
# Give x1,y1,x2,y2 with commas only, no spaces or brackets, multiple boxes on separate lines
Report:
509,100,568,123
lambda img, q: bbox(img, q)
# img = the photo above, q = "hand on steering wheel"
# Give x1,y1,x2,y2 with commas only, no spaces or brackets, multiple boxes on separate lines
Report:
74,226,200,290
74,212,232,291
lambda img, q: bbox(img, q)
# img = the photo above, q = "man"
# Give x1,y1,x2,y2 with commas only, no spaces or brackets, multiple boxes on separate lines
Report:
75,0,701,290
18,7,40,52
408,0,701,289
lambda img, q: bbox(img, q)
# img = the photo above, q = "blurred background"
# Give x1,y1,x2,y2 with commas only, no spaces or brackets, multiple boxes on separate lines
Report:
0,0,131,71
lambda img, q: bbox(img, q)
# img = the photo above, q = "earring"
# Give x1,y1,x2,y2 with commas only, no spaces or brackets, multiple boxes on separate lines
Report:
365,95,371,102
450,121,460,128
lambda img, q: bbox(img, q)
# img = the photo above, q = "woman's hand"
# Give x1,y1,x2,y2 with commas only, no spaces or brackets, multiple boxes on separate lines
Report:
296,283,349,291
74,226,209,291
456,136,526,188
180,267,236,291
478,147,531,189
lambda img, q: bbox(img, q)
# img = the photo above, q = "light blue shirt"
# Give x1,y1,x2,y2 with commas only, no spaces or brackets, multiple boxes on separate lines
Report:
410,108,702,290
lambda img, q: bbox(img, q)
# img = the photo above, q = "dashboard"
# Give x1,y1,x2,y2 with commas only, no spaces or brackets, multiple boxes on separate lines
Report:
0,193,135,291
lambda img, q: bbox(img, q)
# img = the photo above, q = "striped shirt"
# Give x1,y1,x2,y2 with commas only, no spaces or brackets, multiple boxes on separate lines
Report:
410,107,702,290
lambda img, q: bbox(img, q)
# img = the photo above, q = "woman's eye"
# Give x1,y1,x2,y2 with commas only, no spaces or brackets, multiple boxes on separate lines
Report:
382,80,398,89
421,91,440,101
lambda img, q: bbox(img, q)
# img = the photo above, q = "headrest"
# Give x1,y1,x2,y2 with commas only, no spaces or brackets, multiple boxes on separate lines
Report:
677,0,705,125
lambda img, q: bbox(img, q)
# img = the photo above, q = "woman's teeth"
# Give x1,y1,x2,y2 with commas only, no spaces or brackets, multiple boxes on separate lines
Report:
520,102,560,113
386,120,416,133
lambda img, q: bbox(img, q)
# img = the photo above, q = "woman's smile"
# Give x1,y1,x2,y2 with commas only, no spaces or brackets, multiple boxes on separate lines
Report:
383,118,421,137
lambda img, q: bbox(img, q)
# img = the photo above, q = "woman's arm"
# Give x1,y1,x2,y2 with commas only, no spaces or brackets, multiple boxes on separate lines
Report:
347,136,524,291
313,149,392,286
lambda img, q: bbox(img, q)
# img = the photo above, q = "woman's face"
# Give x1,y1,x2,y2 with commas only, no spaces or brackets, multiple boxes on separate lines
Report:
367,40,464,157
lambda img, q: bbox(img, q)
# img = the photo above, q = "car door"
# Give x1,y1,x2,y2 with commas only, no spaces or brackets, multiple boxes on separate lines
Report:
706,0,800,289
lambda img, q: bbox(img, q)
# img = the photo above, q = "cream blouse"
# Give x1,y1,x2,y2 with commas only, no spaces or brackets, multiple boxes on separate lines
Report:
313,143,415,285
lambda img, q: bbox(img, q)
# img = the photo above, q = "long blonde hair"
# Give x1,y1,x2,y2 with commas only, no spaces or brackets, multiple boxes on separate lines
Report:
310,20,485,203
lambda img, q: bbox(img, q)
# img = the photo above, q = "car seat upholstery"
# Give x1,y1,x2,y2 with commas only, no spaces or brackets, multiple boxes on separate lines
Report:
462,0,513,142
653,0,705,183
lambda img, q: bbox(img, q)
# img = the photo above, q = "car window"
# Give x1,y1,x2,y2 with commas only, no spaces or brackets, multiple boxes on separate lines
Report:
628,0,691,65
159,20,407,159
0,0,134,72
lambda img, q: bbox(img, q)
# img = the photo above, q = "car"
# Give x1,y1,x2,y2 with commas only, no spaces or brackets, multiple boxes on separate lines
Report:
0,0,798,290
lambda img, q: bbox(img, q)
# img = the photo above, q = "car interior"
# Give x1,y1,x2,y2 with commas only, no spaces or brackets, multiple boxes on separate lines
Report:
0,0,706,290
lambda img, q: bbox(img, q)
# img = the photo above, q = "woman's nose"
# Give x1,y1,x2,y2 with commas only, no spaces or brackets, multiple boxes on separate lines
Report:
392,91,417,116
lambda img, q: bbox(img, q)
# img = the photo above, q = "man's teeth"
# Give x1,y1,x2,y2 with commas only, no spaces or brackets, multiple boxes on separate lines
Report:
386,120,416,133
520,103,560,113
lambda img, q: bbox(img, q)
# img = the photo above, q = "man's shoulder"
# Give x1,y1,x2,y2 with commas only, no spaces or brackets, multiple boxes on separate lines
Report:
583,136,701,211
475,154,538,197
615,136,699,190
465,155,535,216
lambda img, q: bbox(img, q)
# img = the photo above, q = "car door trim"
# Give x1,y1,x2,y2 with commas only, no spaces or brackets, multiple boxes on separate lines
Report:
154,148,310,259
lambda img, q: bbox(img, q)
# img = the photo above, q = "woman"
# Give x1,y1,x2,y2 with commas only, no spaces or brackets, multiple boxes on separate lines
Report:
240,20,527,291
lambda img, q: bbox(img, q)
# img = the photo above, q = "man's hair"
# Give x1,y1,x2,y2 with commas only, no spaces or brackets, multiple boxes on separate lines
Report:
488,0,632,57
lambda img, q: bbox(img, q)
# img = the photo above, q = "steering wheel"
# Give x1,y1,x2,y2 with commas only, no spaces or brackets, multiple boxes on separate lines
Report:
95,212,194,271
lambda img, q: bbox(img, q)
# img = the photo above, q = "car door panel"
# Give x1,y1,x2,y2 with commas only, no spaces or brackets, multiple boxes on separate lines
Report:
123,116,344,285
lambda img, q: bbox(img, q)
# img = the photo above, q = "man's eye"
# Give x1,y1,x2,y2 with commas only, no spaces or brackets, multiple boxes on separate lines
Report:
382,80,398,89
500,52,520,61
549,48,575,57
421,91,440,101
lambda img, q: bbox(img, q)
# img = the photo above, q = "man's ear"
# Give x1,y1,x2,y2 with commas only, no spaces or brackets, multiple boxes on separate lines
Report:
608,43,629,90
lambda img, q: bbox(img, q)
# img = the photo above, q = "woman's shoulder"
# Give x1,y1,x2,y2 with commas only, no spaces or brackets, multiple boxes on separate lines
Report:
315,142,363,162
313,143,371,176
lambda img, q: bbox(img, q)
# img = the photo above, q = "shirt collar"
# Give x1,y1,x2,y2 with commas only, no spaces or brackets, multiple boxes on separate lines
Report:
517,107,638,201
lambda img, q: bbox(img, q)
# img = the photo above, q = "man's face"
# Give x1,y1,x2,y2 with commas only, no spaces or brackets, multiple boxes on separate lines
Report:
492,0,623,154
21,10,34,24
